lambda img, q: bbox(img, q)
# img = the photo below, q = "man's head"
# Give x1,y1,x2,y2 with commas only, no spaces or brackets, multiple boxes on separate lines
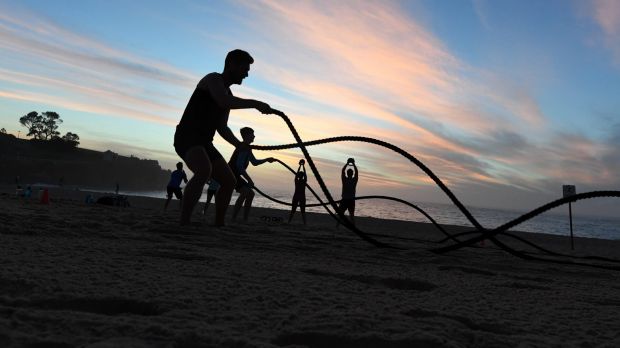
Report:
176,162,183,170
240,127,255,143
224,49,254,85
346,168,354,178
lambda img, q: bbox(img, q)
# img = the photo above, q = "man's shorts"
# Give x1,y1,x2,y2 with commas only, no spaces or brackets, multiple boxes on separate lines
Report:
234,176,251,193
339,198,355,212
167,186,183,199
292,191,306,203
174,127,223,161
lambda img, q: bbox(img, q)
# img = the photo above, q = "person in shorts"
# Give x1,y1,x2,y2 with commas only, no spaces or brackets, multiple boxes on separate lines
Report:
174,49,283,226
164,162,188,210
228,127,274,222
337,158,358,226
288,159,307,224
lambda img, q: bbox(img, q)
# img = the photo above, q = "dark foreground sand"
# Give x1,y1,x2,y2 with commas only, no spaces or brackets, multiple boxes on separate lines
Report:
1,188,620,348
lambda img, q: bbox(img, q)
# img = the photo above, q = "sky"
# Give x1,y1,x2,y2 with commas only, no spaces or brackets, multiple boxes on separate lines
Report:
1,0,619,217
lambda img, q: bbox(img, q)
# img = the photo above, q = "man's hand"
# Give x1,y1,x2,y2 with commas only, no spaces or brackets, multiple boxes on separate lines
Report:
255,101,285,117
255,101,272,114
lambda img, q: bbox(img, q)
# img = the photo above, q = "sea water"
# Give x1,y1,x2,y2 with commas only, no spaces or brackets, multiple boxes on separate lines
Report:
119,189,620,240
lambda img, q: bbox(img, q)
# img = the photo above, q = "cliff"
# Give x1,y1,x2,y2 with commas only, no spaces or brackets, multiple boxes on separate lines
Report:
0,133,171,190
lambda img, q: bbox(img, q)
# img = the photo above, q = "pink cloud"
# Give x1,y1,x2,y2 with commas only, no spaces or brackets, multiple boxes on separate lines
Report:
0,89,175,126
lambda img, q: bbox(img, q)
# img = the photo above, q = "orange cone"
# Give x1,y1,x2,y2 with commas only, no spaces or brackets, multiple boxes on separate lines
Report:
40,188,50,205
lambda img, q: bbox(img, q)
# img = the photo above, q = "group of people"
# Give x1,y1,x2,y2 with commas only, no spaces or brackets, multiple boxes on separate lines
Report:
167,49,359,227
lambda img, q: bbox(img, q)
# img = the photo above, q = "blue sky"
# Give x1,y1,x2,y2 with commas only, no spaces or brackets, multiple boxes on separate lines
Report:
1,0,619,217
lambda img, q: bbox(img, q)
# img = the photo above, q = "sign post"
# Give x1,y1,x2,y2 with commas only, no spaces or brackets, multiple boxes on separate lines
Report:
562,185,576,250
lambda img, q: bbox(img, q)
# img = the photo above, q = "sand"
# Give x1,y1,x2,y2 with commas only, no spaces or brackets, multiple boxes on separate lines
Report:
1,188,620,348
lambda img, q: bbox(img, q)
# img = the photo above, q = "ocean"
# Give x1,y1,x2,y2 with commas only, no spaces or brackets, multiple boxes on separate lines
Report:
116,189,620,241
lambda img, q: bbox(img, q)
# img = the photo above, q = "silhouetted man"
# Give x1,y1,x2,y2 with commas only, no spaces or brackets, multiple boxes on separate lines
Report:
164,162,188,210
288,159,307,225
229,127,274,222
174,49,283,226
338,158,358,226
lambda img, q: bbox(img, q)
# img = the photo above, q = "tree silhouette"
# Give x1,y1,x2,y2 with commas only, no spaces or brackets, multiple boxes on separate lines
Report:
19,111,71,141
18,110,80,148
40,111,62,140
0,128,6,134
61,132,80,147
19,111,44,139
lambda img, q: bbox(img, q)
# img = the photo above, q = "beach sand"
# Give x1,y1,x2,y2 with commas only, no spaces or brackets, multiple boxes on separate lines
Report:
1,188,620,347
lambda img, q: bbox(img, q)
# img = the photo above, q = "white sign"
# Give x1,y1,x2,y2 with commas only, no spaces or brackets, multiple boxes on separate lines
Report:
563,185,576,198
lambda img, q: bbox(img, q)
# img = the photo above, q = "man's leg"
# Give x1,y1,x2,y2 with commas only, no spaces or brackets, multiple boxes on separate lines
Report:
203,191,214,214
180,147,211,225
164,187,172,210
243,189,255,221
347,203,356,226
300,199,306,225
288,199,299,223
231,190,246,221
176,189,183,210
210,158,235,226
335,201,345,228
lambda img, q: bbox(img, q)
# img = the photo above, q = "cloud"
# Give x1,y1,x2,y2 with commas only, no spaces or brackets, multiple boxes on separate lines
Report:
472,0,492,30
230,1,548,149
0,5,194,126
0,10,195,85
588,0,620,67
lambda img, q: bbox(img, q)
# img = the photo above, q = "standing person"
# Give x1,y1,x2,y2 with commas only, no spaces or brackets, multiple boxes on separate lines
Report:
229,127,274,222
337,158,359,226
174,49,283,226
288,159,307,224
202,179,220,214
164,162,189,210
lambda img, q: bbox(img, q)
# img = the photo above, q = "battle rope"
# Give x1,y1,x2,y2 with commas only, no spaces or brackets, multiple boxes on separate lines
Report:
255,159,458,243
250,113,620,270
257,158,620,268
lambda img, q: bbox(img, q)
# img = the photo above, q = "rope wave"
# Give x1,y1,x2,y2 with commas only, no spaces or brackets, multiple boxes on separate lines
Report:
250,114,620,270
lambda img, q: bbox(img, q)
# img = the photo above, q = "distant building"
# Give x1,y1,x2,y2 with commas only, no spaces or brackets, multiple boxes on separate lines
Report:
103,150,118,161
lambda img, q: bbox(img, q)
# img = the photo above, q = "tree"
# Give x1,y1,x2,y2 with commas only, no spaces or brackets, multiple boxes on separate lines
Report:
40,111,62,140
61,132,80,147
19,111,63,140
19,111,44,139
0,128,6,134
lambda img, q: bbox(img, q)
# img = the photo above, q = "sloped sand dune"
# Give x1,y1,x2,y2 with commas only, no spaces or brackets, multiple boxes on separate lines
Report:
1,190,619,347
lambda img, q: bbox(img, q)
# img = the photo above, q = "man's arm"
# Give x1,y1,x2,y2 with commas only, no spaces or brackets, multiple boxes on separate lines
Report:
216,125,242,148
341,164,347,180
205,74,275,114
353,164,359,179
183,171,188,184
249,151,274,166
